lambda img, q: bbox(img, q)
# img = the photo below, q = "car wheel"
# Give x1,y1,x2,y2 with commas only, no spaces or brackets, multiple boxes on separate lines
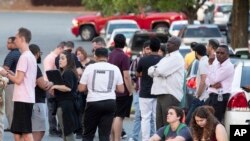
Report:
80,26,95,41
153,24,169,33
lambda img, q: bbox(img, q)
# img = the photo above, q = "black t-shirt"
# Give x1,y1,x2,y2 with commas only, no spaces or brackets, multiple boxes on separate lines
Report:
35,66,46,103
55,70,78,102
137,55,162,98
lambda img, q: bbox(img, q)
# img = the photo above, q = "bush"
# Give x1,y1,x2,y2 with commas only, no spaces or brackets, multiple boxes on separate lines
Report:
31,0,82,6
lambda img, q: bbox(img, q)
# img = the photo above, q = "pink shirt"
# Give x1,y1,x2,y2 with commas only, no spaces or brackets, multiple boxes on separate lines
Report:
13,51,37,103
206,58,234,94
43,51,58,81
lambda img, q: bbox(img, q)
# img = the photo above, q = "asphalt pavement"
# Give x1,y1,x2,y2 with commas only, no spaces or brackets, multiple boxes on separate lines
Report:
2,115,136,141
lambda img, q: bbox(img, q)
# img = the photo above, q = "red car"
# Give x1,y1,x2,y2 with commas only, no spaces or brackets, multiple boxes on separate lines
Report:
71,12,187,41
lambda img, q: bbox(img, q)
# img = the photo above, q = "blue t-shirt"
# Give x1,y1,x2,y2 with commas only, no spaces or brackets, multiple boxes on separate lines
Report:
157,125,193,141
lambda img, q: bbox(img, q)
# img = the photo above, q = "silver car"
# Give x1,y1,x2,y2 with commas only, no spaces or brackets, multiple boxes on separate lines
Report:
178,24,227,46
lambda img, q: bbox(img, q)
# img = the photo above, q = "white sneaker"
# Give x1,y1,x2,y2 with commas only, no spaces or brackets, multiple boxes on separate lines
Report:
128,138,135,141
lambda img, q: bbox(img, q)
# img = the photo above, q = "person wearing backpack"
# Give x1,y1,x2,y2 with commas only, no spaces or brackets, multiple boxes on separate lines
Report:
149,106,192,141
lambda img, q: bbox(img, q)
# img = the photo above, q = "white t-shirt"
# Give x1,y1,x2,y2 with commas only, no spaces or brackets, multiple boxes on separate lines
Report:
196,56,209,100
13,51,37,103
80,62,124,102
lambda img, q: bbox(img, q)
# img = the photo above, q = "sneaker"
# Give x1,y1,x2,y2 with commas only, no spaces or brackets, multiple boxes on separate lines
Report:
76,134,82,139
4,128,11,132
128,138,135,141
49,130,62,137
121,130,127,139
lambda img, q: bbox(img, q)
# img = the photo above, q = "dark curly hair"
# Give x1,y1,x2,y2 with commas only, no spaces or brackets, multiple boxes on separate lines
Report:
190,106,219,141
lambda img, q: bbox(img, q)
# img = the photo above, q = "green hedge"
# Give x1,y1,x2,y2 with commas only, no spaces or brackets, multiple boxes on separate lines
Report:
31,0,82,6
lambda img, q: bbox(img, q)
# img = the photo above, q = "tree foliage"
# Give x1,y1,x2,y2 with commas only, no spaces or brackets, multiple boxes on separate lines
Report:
82,0,206,23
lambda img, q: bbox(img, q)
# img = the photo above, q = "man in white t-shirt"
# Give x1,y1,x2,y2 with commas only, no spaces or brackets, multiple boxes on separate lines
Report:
186,44,209,125
78,48,124,141
0,27,37,141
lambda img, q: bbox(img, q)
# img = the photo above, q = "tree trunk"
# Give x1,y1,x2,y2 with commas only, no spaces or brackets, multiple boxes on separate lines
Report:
231,0,249,49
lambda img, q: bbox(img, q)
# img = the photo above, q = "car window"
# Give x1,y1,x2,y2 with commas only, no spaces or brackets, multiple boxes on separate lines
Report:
241,66,250,87
184,27,221,38
114,31,135,39
179,48,190,57
218,5,232,13
173,24,185,31
131,34,168,52
108,24,138,34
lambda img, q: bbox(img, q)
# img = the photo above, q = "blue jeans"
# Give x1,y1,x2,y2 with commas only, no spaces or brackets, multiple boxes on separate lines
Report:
186,97,204,125
132,92,155,141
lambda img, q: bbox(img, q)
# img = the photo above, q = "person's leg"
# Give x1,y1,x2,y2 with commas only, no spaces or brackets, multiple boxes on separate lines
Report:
131,93,141,141
156,96,163,129
82,102,100,141
139,98,152,141
22,133,34,141
57,107,66,141
32,131,45,141
13,134,23,141
111,117,123,141
150,98,157,136
0,91,5,140
47,96,58,135
98,100,115,141
4,84,14,129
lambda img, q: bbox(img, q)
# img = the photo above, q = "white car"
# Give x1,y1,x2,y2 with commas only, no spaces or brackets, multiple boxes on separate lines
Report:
213,3,232,25
178,24,227,46
169,20,200,36
107,28,139,47
224,57,250,134
100,19,140,43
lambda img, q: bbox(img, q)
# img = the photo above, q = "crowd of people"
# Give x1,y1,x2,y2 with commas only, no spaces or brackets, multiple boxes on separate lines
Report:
0,27,234,141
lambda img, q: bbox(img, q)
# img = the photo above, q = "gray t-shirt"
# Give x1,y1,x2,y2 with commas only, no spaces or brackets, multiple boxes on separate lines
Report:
157,125,193,141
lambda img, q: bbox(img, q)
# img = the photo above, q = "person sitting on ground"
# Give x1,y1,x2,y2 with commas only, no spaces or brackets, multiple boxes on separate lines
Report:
149,106,192,141
190,105,228,141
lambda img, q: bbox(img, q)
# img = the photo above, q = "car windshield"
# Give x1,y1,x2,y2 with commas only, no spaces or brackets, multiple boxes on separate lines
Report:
179,48,190,57
108,24,138,34
114,31,135,39
218,5,232,13
184,27,221,38
241,66,250,87
173,24,185,31
131,34,168,52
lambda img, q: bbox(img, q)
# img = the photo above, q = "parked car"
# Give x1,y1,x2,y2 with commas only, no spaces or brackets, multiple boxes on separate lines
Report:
169,20,200,36
129,30,169,60
71,12,187,41
213,3,232,25
106,28,139,48
179,44,192,58
178,24,227,46
224,55,250,135
234,48,249,56
100,19,140,43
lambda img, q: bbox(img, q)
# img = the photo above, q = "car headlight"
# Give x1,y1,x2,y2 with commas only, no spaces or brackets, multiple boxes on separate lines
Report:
72,19,78,26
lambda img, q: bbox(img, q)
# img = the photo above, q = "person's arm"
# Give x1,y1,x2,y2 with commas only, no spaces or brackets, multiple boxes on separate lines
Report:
149,134,161,141
36,77,53,91
196,74,207,98
78,84,87,92
165,136,185,141
116,84,124,93
215,124,228,141
123,70,133,95
213,62,234,84
7,70,25,85
51,85,71,92
154,55,183,77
